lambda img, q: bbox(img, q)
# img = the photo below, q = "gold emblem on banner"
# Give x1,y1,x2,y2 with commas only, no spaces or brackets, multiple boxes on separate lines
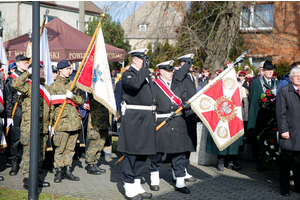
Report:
223,77,235,90
214,96,237,122
216,126,228,139
199,97,211,111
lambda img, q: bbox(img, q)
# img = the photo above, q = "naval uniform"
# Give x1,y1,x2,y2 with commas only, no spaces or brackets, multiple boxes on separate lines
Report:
174,62,197,169
117,65,156,183
150,78,194,177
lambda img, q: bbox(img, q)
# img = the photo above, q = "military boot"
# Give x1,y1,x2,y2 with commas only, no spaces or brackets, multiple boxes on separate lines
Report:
87,164,103,175
64,166,80,181
9,158,19,176
94,164,106,174
54,167,63,183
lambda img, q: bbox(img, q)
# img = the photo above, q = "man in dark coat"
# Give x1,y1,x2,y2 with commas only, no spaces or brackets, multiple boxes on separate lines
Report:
276,61,300,95
149,60,194,194
117,49,155,200
5,55,30,176
173,53,197,182
247,60,278,171
276,67,300,197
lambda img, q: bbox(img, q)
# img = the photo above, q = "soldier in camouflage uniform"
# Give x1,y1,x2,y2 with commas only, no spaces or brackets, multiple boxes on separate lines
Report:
85,94,109,175
49,59,84,183
11,62,51,190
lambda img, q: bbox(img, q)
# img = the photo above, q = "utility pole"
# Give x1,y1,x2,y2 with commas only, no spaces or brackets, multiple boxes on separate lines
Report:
79,1,85,32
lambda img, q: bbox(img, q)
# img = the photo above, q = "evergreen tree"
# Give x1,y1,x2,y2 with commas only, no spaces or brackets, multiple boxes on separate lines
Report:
85,14,131,70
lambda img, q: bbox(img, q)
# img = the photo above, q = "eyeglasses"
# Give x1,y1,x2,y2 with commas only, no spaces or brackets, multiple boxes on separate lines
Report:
291,75,300,78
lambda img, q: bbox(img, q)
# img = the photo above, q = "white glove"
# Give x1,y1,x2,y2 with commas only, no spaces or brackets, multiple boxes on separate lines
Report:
7,118,14,128
28,67,32,74
66,90,73,99
49,126,54,137
17,91,22,96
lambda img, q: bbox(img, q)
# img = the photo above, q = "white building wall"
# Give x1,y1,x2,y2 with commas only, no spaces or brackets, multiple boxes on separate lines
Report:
0,2,96,41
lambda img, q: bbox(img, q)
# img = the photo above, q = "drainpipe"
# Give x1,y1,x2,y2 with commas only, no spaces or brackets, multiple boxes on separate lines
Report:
17,2,21,36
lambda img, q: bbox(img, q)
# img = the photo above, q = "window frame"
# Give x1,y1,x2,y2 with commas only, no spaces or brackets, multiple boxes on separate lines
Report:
139,24,148,32
240,4,274,31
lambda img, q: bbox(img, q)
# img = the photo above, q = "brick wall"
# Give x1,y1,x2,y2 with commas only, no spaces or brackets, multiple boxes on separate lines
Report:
242,1,300,64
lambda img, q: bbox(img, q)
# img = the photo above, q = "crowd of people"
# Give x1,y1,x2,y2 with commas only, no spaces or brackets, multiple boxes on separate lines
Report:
0,48,299,199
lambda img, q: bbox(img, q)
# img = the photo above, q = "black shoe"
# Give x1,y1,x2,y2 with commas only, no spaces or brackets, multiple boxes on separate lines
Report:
0,176,4,181
175,186,190,194
184,177,196,182
227,161,241,171
23,178,29,190
64,166,80,181
138,192,152,199
9,159,19,176
87,164,102,175
150,185,159,191
217,163,224,171
126,194,143,200
94,165,106,174
54,167,63,183
38,179,50,187
281,190,290,197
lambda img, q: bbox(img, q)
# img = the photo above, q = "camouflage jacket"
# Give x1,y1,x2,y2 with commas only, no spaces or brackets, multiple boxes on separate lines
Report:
49,75,84,132
88,93,109,131
11,71,50,134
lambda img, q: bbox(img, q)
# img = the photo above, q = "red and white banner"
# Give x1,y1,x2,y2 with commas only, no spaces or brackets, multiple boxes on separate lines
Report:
189,66,244,151
0,37,8,80
76,27,117,116
40,27,54,86
26,79,51,107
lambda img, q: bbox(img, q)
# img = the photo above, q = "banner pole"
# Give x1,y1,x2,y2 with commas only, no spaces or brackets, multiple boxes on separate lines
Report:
52,10,107,132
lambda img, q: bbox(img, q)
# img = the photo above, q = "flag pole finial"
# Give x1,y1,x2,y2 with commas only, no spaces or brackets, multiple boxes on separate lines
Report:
101,6,110,17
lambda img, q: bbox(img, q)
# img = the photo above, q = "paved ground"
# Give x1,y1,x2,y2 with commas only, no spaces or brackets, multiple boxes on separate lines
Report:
0,151,299,200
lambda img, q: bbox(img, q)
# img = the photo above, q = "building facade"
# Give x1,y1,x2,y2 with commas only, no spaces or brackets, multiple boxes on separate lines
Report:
0,1,101,42
241,1,300,68
121,1,185,50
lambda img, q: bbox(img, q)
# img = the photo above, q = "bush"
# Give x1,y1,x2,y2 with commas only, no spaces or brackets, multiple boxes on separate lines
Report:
274,60,290,80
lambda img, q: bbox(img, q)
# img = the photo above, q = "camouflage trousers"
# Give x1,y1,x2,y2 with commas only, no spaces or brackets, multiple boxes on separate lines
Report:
20,133,48,178
85,128,108,164
53,130,79,168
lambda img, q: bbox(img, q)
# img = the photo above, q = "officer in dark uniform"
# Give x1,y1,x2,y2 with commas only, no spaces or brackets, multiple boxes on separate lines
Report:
117,49,155,200
5,55,30,176
173,54,197,182
149,60,194,194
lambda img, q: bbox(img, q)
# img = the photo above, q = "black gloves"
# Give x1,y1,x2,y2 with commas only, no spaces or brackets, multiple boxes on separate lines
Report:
143,57,150,68
182,101,191,110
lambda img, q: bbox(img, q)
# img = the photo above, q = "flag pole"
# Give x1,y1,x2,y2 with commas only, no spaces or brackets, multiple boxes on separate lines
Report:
52,7,109,132
5,19,47,138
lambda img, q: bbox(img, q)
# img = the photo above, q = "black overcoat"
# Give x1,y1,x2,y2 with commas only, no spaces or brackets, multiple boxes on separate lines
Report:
174,63,197,151
154,79,194,153
276,83,300,151
117,66,156,155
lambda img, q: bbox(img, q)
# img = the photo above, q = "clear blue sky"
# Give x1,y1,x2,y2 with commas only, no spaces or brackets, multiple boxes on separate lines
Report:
93,1,190,23
92,1,146,23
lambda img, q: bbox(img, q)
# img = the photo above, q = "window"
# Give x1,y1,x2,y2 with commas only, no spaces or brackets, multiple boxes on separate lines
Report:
44,15,56,23
249,57,272,69
240,4,274,31
139,24,147,32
